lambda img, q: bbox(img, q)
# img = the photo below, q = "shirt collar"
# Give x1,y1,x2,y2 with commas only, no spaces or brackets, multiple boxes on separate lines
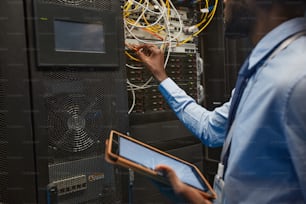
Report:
248,17,306,69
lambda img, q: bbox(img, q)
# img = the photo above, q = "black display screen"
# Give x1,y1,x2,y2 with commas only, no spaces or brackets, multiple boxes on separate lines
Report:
34,2,121,68
54,20,105,53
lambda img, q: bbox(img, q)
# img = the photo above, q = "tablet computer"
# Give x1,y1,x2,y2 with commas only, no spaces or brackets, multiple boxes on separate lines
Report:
105,130,216,199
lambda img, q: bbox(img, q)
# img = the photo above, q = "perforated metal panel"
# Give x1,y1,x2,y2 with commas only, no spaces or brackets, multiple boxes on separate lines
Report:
48,156,119,203
39,68,128,203
23,0,128,202
0,67,8,203
43,71,108,164
39,0,114,11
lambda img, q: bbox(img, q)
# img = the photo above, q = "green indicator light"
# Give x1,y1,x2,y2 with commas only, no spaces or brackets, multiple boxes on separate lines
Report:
40,17,48,21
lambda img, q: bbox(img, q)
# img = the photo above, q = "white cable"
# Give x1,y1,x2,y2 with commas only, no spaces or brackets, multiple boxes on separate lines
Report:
124,0,184,46
126,64,144,70
124,0,213,113
127,79,136,114
126,0,150,32
126,0,162,15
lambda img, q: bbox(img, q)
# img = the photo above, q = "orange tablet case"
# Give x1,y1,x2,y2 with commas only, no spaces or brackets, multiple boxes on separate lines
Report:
105,130,217,200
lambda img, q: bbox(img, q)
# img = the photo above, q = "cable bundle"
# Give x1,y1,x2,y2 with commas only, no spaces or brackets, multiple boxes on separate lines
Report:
124,0,218,114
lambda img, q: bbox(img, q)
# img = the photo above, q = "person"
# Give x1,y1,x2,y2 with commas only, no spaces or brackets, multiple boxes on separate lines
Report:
133,0,306,203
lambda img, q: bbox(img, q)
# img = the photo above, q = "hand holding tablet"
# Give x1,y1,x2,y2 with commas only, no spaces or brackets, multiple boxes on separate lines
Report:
105,130,216,200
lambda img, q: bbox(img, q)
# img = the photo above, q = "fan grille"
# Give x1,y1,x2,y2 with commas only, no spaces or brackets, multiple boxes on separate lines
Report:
47,94,103,153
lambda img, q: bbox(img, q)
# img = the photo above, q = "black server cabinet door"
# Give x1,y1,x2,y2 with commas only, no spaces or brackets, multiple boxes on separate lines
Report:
23,0,129,203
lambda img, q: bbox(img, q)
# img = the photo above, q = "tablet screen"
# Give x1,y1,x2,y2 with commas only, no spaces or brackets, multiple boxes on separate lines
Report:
118,136,208,192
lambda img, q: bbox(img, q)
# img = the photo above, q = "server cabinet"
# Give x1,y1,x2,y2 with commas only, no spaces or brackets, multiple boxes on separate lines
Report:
0,0,129,203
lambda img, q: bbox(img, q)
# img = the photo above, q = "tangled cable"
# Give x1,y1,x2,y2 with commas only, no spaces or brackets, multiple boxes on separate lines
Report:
123,0,218,114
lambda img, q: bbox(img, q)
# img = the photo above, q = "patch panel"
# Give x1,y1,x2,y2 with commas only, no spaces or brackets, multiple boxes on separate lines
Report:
51,175,87,196
127,52,202,117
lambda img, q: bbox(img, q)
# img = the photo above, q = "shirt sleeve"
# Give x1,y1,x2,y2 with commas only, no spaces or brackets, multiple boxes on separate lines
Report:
284,75,306,201
159,78,229,147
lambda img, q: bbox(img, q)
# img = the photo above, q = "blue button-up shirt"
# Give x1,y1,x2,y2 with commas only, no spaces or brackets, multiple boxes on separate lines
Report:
159,17,306,203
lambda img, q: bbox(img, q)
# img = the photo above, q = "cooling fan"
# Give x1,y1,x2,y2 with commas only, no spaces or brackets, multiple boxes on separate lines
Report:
47,94,104,153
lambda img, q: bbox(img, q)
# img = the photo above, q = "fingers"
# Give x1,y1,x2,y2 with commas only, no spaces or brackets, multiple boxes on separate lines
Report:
155,164,174,175
137,45,154,60
137,45,164,65
155,164,179,183
136,47,151,61
155,165,213,204
131,44,162,57
155,165,184,192
130,43,167,82
134,43,155,51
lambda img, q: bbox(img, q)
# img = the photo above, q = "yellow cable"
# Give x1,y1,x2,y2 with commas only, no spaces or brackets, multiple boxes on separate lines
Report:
125,51,141,62
123,0,219,47
178,0,218,46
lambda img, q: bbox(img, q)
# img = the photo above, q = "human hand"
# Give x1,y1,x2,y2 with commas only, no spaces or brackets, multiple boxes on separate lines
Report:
155,165,212,204
133,44,168,82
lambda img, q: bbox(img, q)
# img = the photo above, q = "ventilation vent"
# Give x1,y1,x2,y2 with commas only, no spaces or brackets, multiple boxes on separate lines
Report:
39,0,113,11
0,69,8,203
47,93,104,153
